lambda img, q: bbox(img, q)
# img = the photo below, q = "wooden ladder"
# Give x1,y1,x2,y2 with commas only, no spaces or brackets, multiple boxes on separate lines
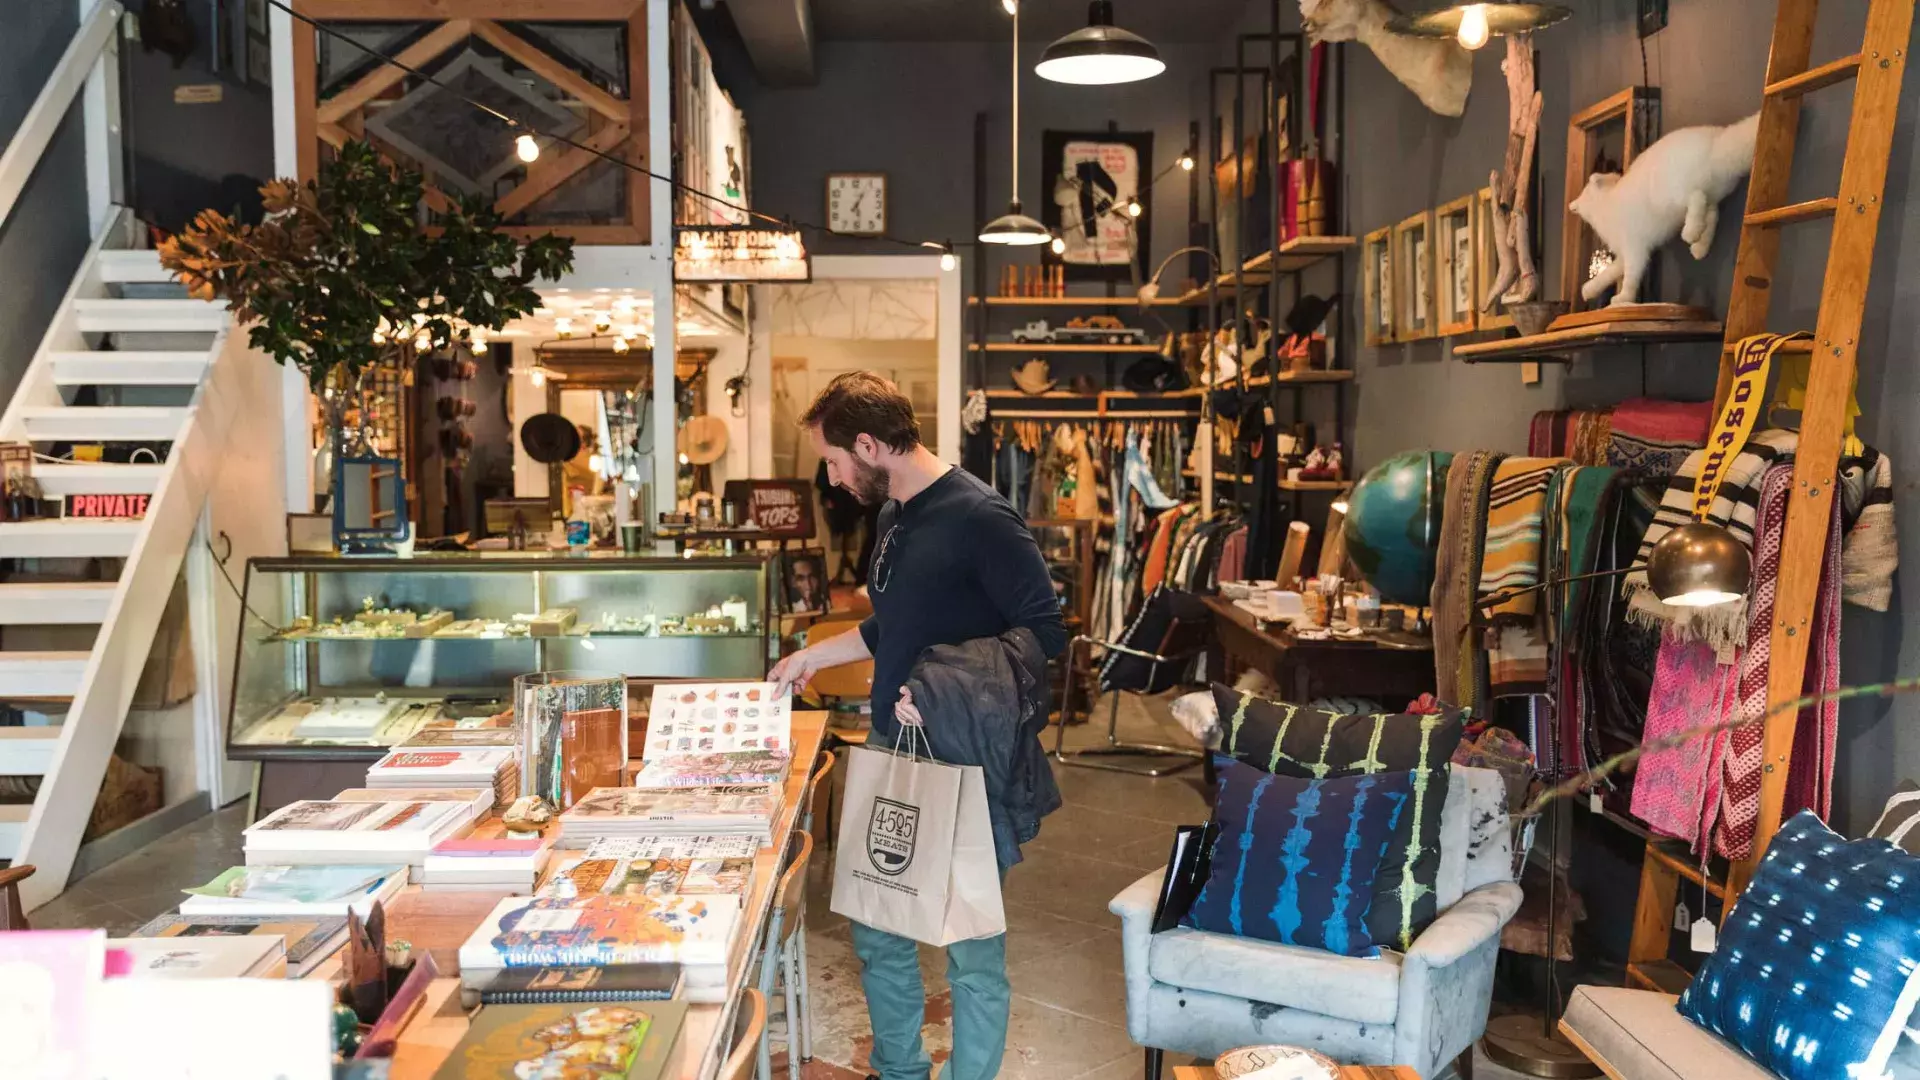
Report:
1624,0,1916,994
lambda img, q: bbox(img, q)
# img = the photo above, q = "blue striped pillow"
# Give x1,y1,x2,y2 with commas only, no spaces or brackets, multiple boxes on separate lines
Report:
1184,759,1414,956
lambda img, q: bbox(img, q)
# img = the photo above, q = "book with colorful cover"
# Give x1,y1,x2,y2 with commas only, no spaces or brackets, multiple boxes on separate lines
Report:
627,750,791,788
561,785,779,826
585,835,762,860
183,864,396,904
398,727,519,749
429,999,688,1080
332,785,494,817
542,855,751,902
245,800,470,851
129,913,348,977
457,894,737,973
644,681,791,759
367,747,515,783
0,929,105,1079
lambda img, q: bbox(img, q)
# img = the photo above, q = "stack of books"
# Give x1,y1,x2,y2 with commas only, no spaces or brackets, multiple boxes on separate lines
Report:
367,746,520,809
457,893,739,1004
626,750,790,789
243,799,472,868
542,835,757,906
108,934,288,979
420,837,550,893
130,913,350,978
556,785,780,847
332,785,495,819
180,864,409,918
433,999,689,1079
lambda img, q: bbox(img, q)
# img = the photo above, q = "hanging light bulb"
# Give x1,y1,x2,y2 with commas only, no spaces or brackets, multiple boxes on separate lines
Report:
678,452,690,465
1179,152,1196,171
1387,4,1572,49
1037,1,1165,86
1125,197,1143,218
941,249,957,272
593,311,612,334
1002,0,1017,12
414,331,432,351
515,134,540,162
588,453,604,473
530,367,547,388
1050,236,1066,255
555,317,574,339
372,324,388,345
611,335,631,354
469,326,489,350
981,4,1055,246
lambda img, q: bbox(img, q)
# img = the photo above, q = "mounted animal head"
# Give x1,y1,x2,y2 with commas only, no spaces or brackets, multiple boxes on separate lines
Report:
1298,0,1472,117
1299,0,1375,43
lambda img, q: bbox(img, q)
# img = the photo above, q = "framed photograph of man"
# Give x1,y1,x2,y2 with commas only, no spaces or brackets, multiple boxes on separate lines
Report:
783,548,831,615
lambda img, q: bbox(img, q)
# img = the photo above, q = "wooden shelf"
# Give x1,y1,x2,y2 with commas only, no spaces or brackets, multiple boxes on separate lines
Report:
1451,319,1725,363
1178,470,1347,491
969,295,1183,307
1161,370,1356,396
1173,236,1356,304
969,342,1162,354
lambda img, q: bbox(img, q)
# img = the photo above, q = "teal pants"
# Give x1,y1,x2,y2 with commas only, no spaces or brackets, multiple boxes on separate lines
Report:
849,920,1010,1080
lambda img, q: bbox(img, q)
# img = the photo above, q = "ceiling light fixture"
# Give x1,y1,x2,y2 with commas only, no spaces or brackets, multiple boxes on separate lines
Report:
1001,0,1017,13
1050,236,1066,255
1037,1,1166,85
1178,151,1196,171
1386,3,1573,51
980,4,1055,247
515,133,540,162
1125,196,1143,218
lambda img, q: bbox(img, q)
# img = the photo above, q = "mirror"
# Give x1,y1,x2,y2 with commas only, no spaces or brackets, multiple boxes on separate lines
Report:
333,455,410,553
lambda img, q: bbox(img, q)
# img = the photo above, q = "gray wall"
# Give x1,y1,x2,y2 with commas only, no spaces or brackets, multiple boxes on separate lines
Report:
0,0,92,410
727,1,1920,838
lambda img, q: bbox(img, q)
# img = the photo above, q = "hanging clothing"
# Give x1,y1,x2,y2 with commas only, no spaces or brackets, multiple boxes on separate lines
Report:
1429,450,1504,708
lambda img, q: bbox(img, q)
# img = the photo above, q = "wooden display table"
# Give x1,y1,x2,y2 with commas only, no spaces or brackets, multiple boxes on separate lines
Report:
1174,1063,1417,1080
334,711,829,1080
1204,596,1434,706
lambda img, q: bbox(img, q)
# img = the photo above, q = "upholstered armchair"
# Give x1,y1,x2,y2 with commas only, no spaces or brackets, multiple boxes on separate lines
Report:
1110,766,1522,1080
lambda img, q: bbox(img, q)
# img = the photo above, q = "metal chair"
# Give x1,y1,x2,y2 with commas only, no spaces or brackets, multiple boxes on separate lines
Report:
756,829,815,1080
0,865,33,929
1052,608,1213,777
722,987,768,1080
800,750,837,844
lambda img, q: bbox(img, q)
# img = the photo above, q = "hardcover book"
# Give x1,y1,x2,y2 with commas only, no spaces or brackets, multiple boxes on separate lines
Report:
644,681,791,759
468,962,679,1003
106,935,286,979
457,894,737,973
430,999,688,1080
628,750,791,788
129,913,348,977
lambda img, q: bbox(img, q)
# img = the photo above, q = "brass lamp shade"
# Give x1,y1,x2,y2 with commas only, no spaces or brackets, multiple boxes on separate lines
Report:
1648,521,1751,608
1386,3,1574,38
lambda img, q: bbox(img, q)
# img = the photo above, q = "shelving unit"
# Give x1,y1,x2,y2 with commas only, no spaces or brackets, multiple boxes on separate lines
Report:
1451,319,1726,363
1181,469,1347,492
967,342,1162,354
968,296,1185,308
1171,236,1357,304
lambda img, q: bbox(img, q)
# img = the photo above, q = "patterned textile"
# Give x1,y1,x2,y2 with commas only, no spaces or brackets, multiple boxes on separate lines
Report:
1838,445,1897,612
1527,409,1613,466
1430,450,1503,708
1623,428,1797,650
1604,397,1713,478
1678,811,1920,1080
1186,760,1415,956
1218,525,1248,585
1714,464,1794,860
1478,458,1568,622
1487,625,1551,700
1867,781,1920,853
1212,685,1465,950
1630,637,1735,848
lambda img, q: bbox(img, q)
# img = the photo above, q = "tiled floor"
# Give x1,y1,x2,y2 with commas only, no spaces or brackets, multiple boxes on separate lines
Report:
35,692,1215,1080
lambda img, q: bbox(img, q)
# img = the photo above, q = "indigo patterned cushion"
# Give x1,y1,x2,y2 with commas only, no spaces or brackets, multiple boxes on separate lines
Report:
1184,759,1414,956
1677,810,1920,1080
1211,684,1465,949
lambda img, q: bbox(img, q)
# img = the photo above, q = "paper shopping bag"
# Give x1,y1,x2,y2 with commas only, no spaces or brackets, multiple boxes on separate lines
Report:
830,743,1006,946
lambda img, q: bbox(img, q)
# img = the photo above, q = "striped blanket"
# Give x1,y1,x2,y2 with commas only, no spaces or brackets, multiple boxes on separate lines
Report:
1478,457,1569,622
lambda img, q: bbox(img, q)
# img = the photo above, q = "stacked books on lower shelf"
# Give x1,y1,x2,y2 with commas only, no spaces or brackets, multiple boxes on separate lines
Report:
556,785,781,846
243,798,474,868
457,892,738,1003
180,863,409,918
542,835,758,908
108,934,290,979
368,744,519,810
421,837,551,893
130,912,351,979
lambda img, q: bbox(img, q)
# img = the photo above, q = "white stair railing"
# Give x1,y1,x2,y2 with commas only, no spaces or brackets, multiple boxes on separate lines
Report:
0,0,124,231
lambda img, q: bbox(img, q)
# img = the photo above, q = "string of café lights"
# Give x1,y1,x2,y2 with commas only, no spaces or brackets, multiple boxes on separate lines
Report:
261,0,1198,276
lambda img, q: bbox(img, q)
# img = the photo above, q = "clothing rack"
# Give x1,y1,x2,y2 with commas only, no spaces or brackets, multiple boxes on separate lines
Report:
993,409,1196,420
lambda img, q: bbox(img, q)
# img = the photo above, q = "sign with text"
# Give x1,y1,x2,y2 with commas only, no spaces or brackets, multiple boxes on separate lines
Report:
675,225,811,283
66,493,151,519
723,479,815,540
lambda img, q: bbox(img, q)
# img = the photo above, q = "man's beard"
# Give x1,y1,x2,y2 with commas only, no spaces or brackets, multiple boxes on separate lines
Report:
846,457,891,505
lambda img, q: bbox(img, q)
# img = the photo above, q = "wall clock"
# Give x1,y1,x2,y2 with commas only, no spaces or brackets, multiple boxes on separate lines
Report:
826,173,887,236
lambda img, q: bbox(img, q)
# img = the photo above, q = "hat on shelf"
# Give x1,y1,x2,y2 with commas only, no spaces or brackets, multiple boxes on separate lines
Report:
1283,293,1340,338
678,414,730,465
1122,355,1189,394
1068,373,1101,395
1010,357,1057,395
519,412,581,464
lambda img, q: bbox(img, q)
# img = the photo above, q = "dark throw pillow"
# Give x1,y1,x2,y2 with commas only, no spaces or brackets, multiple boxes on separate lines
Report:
1184,759,1414,957
1866,780,1920,853
1211,683,1466,950
1678,810,1920,1080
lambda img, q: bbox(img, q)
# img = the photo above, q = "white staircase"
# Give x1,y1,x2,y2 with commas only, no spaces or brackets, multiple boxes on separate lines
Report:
0,208,245,910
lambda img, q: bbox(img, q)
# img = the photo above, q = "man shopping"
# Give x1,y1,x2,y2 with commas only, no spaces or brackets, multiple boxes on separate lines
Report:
770,372,1065,1080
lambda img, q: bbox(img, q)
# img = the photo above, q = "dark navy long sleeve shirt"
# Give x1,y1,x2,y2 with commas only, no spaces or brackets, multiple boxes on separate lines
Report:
857,467,1067,741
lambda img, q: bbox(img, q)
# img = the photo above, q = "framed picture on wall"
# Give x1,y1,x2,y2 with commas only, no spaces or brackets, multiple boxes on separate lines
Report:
782,548,832,615
1394,211,1436,341
1039,130,1152,282
1475,188,1515,331
1561,87,1662,309
1435,195,1478,337
1363,226,1396,347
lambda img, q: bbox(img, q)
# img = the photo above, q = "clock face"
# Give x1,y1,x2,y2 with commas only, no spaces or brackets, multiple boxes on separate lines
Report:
827,174,886,236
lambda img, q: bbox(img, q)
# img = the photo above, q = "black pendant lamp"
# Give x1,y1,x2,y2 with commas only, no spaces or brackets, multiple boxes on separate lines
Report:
1387,3,1572,50
1036,1,1165,85
981,3,1054,246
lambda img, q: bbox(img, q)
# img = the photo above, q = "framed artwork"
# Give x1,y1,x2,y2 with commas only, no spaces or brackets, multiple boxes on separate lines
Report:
1039,130,1153,282
1363,226,1396,347
1561,87,1662,308
1394,211,1436,341
1434,195,1478,337
782,548,831,615
1475,188,1515,331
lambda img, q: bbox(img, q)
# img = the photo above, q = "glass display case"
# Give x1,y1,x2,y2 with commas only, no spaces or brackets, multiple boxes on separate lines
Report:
226,553,774,760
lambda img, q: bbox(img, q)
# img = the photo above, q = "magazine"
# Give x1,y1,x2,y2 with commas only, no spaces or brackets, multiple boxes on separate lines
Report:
643,682,791,760
627,751,790,789
430,999,687,1080
457,894,737,971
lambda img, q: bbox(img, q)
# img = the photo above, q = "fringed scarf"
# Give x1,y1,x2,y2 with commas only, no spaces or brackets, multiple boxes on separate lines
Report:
1479,458,1568,621
1431,450,1504,709
1631,637,1737,848
1838,446,1897,611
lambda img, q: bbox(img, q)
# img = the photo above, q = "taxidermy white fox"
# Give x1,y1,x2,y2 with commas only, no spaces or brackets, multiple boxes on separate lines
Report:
1569,111,1761,306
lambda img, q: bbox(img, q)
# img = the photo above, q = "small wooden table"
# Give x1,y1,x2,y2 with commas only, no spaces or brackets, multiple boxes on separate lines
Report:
1204,595,1435,706
365,711,830,1080
1176,1063,1417,1080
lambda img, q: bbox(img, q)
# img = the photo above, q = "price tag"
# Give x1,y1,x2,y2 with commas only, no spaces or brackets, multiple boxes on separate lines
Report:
1263,405,1276,427
1674,901,1690,932
1690,917,1718,953
1588,792,1604,814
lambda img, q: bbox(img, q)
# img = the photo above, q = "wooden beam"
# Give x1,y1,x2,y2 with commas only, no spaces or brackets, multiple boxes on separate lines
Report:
315,19,473,126
494,123,629,218
470,21,628,123
293,16,319,182
295,0,644,18
628,4,650,245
